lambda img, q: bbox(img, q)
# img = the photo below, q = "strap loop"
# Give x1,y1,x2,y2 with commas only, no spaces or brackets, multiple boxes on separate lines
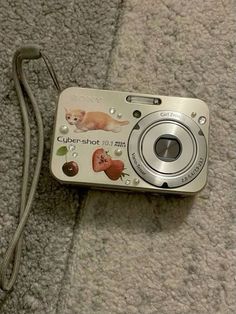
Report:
0,45,60,291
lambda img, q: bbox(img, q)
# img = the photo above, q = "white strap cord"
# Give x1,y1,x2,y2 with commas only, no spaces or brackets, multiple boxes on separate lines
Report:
0,45,60,291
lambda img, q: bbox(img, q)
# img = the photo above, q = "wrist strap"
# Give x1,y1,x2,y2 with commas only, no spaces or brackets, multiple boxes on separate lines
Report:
0,45,60,291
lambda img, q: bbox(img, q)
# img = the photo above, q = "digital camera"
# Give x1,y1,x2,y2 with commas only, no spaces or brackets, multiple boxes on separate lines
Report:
50,87,209,195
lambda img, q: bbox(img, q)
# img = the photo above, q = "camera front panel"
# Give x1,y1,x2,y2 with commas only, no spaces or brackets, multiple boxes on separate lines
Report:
50,87,209,194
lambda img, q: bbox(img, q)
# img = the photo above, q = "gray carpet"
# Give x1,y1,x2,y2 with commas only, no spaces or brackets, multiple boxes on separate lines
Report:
0,0,235,313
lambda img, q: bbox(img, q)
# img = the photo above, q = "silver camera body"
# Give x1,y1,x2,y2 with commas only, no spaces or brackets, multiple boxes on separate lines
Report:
50,87,209,195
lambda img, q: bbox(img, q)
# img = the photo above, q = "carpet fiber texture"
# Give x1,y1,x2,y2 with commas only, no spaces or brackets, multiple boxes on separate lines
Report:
0,0,235,313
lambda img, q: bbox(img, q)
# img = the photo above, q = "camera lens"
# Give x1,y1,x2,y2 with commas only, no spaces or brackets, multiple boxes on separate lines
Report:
128,110,207,188
154,135,181,162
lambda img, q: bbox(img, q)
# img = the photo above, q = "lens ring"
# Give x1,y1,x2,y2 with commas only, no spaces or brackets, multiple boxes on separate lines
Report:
128,111,207,188
140,121,196,175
